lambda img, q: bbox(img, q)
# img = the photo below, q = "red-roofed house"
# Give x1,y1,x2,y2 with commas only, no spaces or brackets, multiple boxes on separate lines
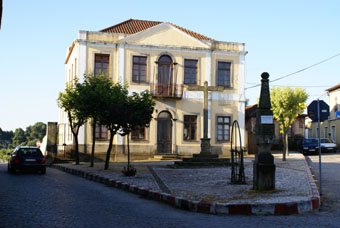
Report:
58,19,247,161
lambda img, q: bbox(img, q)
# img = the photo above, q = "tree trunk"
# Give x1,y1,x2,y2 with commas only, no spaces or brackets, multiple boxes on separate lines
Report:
73,133,80,164
68,112,80,165
104,130,115,170
285,131,289,157
282,130,287,161
127,133,130,171
90,118,96,167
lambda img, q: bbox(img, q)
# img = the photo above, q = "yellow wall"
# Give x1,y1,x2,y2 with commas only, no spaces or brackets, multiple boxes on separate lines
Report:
64,25,245,157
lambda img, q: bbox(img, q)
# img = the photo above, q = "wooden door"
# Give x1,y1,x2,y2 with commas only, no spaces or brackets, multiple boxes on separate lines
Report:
157,112,172,154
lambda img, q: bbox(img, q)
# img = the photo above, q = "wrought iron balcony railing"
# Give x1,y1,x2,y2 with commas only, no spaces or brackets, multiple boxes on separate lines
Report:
150,83,183,99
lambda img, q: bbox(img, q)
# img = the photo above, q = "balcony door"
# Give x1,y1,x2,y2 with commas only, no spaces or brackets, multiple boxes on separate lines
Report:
157,55,173,96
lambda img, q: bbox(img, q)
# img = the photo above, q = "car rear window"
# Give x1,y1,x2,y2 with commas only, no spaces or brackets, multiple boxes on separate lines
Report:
18,148,42,156
304,139,317,143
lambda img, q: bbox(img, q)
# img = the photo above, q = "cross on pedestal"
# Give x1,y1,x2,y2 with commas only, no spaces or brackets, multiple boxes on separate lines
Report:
188,81,224,155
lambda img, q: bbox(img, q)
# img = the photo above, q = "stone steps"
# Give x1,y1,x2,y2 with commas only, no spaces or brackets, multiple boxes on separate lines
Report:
152,154,181,160
172,154,231,168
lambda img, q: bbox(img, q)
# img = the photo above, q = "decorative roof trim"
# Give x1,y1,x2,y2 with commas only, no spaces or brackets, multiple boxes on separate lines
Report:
118,22,210,48
65,42,75,64
326,83,340,92
99,19,212,41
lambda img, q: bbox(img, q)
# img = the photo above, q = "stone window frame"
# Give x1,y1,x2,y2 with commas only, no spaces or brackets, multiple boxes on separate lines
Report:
94,53,110,77
324,126,328,139
95,123,108,141
181,113,200,144
183,114,198,141
183,59,198,85
131,55,148,84
130,126,150,143
331,125,336,142
215,59,233,88
215,115,232,143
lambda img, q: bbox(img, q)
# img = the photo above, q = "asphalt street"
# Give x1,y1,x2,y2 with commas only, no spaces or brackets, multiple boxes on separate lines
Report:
307,153,340,214
1,158,340,228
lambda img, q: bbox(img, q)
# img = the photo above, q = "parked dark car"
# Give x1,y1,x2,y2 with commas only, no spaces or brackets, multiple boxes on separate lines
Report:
300,138,319,155
8,146,46,174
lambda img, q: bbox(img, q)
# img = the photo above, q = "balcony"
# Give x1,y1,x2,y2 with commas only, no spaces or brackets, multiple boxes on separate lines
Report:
150,83,183,99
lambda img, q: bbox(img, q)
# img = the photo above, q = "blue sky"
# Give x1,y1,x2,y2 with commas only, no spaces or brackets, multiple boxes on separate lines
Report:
0,0,339,131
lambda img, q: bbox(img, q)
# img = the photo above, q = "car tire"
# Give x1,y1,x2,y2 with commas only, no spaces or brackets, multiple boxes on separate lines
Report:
40,169,46,175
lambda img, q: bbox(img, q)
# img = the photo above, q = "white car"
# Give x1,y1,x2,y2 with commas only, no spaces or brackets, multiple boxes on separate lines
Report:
318,138,337,153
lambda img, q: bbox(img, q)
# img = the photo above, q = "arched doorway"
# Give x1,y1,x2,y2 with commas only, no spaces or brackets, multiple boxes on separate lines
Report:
157,111,172,154
157,55,173,96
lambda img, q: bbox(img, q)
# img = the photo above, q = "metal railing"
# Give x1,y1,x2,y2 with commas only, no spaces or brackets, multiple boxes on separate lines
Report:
150,83,183,99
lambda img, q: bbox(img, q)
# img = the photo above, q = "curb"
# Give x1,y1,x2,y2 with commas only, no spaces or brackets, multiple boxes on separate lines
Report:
51,161,320,215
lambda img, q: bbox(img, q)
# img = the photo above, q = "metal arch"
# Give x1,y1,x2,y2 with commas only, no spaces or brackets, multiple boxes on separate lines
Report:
230,120,246,184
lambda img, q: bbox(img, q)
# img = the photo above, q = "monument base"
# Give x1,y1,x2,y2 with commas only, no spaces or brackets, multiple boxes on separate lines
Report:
253,150,275,191
172,138,230,168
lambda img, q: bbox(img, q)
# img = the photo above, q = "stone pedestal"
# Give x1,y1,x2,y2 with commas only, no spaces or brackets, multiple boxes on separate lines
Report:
200,138,212,155
253,72,276,191
253,146,275,190
172,138,230,168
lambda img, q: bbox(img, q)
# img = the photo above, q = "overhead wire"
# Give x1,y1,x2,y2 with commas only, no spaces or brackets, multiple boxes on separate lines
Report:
245,52,340,90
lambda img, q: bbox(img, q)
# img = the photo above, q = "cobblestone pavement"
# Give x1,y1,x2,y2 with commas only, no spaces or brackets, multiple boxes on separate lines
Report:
1,161,340,227
52,153,315,205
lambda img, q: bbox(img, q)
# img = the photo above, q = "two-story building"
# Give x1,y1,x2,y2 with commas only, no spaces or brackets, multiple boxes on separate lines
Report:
309,83,340,148
58,19,247,161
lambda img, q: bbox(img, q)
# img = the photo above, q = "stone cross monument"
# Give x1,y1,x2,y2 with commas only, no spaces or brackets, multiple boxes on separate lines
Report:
188,81,224,155
253,72,276,191
173,81,230,167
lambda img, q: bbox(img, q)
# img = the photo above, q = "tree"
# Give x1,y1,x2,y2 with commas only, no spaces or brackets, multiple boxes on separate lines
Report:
0,128,14,149
119,90,155,176
78,73,114,167
25,122,46,146
12,128,26,146
271,87,308,161
98,82,129,170
57,82,87,164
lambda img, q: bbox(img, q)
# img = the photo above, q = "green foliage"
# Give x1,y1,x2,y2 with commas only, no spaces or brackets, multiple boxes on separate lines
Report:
0,128,14,149
119,90,155,136
119,90,155,175
25,122,46,146
0,149,11,161
1,123,46,149
79,73,117,167
97,82,129,170
270,86,308,160
57,81,87,164
57,82,87,130
79,73,115,120
12,128,27,146
98,82,129,132
271,87,308,132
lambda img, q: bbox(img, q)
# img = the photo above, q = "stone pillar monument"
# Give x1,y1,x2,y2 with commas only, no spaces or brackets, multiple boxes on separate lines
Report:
253,72,276,191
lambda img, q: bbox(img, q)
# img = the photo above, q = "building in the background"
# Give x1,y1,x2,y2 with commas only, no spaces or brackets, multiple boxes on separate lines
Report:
245,104,306,153
58,19,247,161
309,83,340,148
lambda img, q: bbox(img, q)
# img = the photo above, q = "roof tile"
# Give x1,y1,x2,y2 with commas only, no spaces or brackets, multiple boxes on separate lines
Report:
99,19,212,41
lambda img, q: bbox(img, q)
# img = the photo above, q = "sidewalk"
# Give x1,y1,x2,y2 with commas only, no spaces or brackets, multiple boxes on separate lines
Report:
52,152,320,215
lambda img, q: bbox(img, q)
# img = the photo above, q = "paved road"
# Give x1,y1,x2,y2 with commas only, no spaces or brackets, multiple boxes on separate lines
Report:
307,153,340,214
1,162,340,228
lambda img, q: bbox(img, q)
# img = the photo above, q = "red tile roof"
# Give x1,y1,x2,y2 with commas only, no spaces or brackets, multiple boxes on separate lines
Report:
99,19,212,41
